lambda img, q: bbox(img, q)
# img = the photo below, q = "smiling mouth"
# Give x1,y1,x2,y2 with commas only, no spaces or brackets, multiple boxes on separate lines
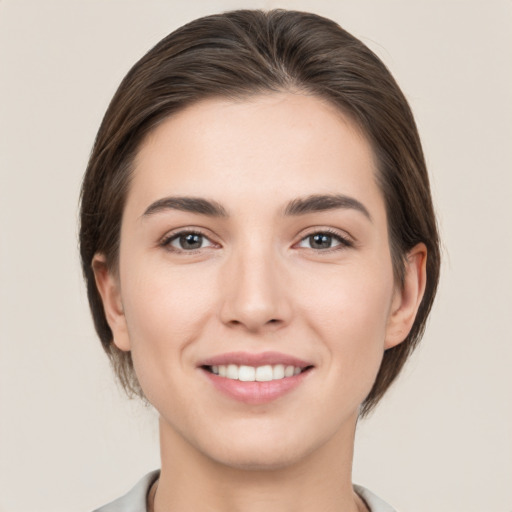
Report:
202,364,313,382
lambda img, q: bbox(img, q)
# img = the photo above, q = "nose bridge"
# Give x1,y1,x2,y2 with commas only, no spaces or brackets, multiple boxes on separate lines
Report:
220,232,289,331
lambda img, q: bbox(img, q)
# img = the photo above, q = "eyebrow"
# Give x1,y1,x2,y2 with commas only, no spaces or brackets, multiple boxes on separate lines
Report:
143,196,228,217
142,193,371,221
283,194,372,221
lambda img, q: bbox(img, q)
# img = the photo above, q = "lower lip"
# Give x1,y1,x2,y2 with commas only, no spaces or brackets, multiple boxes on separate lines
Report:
201,369,311,405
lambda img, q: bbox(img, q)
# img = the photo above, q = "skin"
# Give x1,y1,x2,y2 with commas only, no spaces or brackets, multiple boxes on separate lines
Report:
94,92,426,512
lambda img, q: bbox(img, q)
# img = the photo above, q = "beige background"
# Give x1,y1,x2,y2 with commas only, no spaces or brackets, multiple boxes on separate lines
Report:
0,1,511,511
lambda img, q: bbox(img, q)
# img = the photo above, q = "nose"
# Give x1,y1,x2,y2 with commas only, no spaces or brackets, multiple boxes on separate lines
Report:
219,242,292,333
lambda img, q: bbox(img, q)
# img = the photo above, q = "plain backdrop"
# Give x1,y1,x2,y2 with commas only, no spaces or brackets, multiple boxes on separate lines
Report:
0,1,511,511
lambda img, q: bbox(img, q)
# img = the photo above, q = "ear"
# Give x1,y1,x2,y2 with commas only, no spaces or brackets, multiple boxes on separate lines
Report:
385,243,427,349
92,253,131,351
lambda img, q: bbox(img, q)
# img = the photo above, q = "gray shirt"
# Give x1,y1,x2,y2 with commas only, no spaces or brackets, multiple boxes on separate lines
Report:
92,470,398,512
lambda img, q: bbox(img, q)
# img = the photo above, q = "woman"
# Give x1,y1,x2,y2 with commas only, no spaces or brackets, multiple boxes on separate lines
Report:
80,9,440,512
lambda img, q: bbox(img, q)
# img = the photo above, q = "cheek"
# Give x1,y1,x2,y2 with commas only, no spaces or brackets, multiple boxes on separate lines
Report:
302,261,393,332
119,259,215,379
300,263,394,378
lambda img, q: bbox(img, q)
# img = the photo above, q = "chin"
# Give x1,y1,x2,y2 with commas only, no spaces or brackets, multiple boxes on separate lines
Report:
198,423,325,472
209,443,306,472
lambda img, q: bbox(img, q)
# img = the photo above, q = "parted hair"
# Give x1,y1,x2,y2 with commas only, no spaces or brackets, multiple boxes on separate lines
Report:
80,9,440,416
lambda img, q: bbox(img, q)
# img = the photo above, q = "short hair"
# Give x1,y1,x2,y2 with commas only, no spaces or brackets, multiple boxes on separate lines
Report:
79,9,440,416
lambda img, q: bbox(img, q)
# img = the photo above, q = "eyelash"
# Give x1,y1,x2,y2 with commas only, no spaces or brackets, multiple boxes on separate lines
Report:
159,228,353,254
297,228,354,252
160,229,216,253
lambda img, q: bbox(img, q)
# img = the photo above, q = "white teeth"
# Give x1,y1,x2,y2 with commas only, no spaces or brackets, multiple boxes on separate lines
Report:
210,363,306,381
273,364,285,379
284,365,295,378
239,365,255,381
255,365,273,382
227,364,238,379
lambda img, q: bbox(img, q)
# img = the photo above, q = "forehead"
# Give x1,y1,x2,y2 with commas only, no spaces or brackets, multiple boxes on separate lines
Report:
127,92,384,219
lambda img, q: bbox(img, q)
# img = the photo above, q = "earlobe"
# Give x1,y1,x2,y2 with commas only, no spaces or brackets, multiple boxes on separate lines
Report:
92,254,131,352
385,243,427,349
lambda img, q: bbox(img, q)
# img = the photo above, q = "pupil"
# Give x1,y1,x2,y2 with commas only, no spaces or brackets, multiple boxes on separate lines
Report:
311,233,331,249
180,233,202,249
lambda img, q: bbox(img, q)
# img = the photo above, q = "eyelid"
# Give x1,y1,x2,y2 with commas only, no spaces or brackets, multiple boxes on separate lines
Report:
158,226,354,253
159,227,220,252
294,227,354,250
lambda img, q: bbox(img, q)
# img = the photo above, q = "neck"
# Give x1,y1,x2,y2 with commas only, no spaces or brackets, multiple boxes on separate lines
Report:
153,414,366,512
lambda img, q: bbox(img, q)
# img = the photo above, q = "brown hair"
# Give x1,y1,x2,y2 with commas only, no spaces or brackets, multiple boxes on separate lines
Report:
80,9,440,416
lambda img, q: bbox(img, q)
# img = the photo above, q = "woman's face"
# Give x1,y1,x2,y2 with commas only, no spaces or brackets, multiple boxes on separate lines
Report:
96,92,421,469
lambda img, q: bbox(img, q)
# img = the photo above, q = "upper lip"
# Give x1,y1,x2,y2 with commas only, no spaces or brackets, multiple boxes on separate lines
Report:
198,351,313,368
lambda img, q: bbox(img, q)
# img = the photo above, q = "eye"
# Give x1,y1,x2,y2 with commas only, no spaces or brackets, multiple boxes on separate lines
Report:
297,231,352,250
164,231,215,251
